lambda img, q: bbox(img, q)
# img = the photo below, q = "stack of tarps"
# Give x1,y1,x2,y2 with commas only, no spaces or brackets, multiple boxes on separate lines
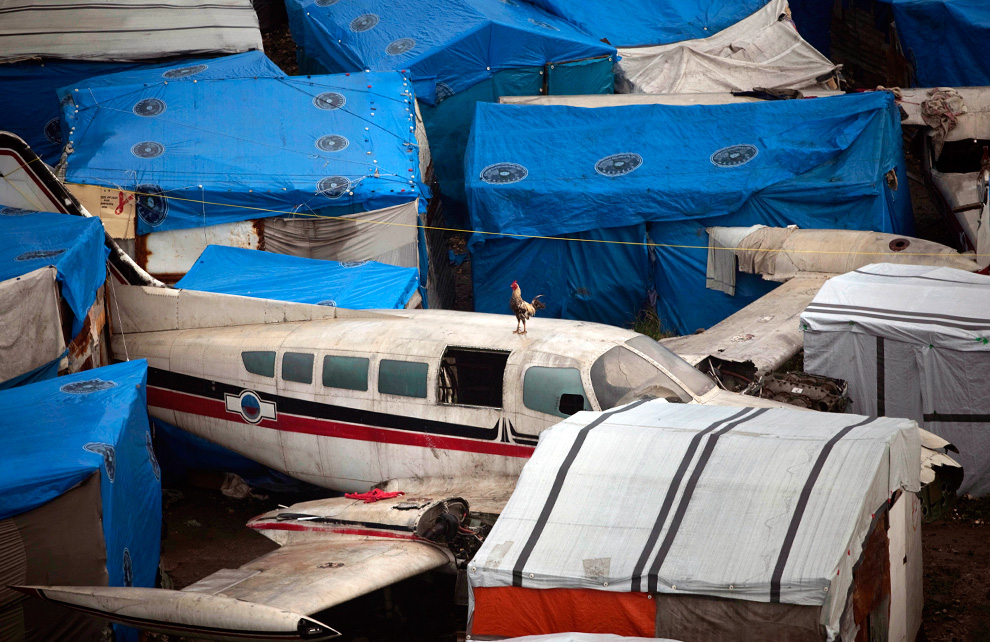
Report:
284,0,616,221
0,209,108,388
0,360,161,642
468,401,924,641
466,92,912,333
176,245,421,309
802,263,990,495
0,0,262,165
881,0,990,86
522,0,837,94
57,52,441,302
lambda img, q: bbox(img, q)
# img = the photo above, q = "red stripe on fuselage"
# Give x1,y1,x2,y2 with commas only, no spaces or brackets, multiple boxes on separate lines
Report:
148,386,535,458
247,523,418,540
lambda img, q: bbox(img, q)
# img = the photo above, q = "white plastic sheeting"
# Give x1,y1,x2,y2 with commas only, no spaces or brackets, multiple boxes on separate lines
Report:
614,0,837,94
0,267,63,383
0,0,262,62
470,400,921,639
802,263,990,495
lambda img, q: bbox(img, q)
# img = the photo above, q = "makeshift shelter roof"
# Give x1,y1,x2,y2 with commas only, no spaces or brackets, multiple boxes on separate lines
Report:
466,92,912,332
524,0,769,47
285,0,615,105
882,0,990,86
801,263,989,494
0,0,262,62
175,245,420,309
470,401,921,639
801,263,990,350
0,209,108,335
58,51,429,235
0,359,160,589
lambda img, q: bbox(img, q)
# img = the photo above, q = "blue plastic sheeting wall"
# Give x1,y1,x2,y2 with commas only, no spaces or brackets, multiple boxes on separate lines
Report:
0,209,108,336
467,93,912,334
884,0,990,86
176,245,419,309
285,0,614,224
471,225,650,328
57,51,429,235
0,59,143,165
0,360,161,642
285,0,614,104
523,0,771,47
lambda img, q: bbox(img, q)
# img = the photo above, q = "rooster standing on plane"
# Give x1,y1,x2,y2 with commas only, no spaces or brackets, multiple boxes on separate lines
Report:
509,280,545,334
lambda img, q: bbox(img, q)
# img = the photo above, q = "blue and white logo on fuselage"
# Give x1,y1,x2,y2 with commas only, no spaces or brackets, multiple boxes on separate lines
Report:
224,390,277,425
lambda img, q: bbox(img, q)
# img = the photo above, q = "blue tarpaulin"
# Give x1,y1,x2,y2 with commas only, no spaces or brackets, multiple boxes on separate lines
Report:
176,245,419,308
883,0,990,87
0,209,108,336
523,0,771,47
467,93,912,334
0,59,143,165
57,51,429,235
0,360,160,641
285,0,615,223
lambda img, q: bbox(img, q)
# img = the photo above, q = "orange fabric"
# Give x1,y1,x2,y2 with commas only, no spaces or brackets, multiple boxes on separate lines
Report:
472,587,655,638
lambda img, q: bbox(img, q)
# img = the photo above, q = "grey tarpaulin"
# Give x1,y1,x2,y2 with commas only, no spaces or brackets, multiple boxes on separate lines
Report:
468,400,921,640
802,263,990,495
0,267,64,384
263,200,420,269
0,0,262,62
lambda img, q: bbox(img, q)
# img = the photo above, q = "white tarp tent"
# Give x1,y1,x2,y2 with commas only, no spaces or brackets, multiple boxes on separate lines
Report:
614,0,838,94
0,0,262,62
468,401,923,641
802,263,990,495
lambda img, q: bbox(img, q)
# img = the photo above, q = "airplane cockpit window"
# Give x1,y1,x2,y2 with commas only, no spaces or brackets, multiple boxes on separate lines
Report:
523,367,591,418
438,347,509,408
625,335,716,397
379,359,428,398
282,352,314,384
323,355,369,392
241,351,275,378
591,346,689,408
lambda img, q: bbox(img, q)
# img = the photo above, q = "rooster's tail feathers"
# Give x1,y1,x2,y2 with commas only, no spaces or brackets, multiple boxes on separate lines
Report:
531,294,546,310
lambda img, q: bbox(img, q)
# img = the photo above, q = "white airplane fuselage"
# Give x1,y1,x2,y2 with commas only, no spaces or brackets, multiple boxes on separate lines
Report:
110,292,782,492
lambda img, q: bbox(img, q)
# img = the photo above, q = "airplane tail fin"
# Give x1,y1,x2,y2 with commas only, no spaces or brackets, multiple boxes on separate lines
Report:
12,586,338,641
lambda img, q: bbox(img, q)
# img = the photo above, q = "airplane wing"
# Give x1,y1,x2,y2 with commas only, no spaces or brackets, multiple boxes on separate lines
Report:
17,493,473,641
661,274,830,378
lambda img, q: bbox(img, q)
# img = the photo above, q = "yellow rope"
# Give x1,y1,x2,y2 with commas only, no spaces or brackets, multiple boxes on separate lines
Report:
6,152,988,258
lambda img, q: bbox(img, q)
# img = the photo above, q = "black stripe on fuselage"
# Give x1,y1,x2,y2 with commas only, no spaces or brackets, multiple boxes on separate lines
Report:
148,367,501,442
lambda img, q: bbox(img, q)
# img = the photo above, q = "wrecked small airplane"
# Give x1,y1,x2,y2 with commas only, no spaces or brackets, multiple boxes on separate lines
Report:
1,131,962,640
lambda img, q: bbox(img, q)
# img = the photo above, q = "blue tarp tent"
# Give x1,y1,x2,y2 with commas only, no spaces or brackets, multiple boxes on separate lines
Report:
284,0,615,222
0,209,108,336
0,60,143,165
523,0,770,47
58,51,429,236
883,0,990,86
0,360,160,642
467,92,912,334
176,245,419,308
